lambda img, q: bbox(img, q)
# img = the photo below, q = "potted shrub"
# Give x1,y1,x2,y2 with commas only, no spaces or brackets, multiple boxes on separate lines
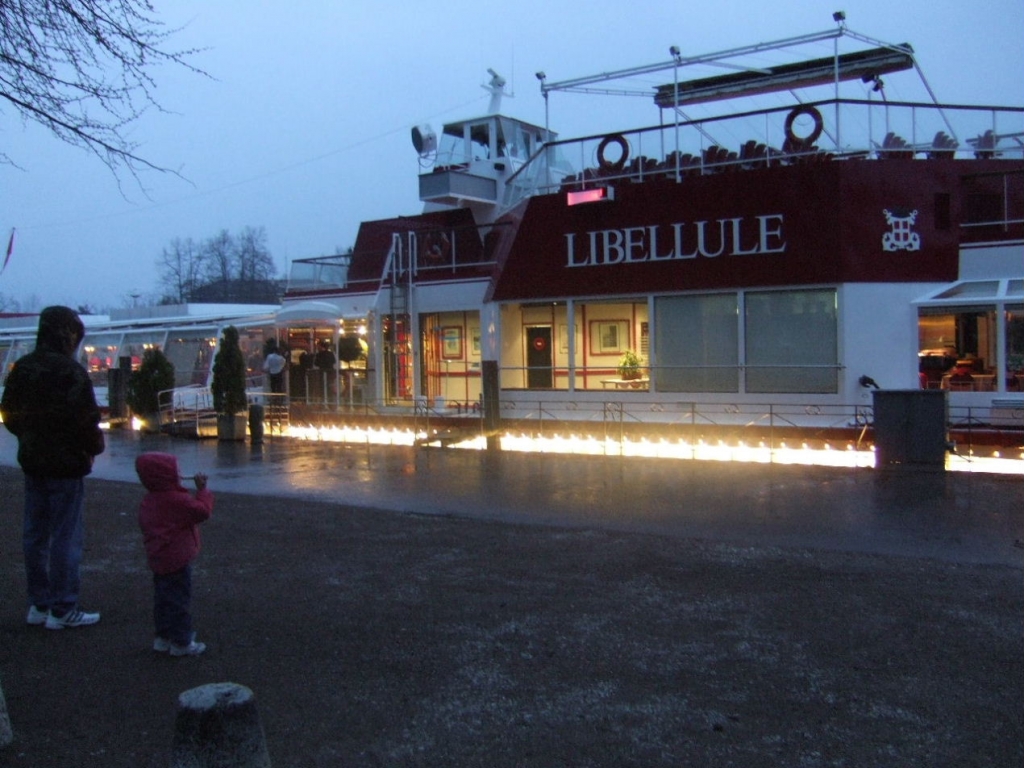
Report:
126,347,175,432
618,349,644,381
211,325,248,441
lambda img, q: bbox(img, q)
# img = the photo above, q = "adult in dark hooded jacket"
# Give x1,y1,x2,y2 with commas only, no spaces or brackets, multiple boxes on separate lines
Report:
136,452,213,656
1,306,105,629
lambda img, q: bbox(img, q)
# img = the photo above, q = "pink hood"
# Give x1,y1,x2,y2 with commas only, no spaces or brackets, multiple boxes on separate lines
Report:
136,452,185,493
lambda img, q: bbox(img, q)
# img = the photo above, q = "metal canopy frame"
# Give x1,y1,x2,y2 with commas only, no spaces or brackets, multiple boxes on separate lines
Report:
537,24,945,135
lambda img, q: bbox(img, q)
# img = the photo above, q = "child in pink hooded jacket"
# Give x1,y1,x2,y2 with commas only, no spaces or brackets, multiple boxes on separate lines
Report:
136,452,213,656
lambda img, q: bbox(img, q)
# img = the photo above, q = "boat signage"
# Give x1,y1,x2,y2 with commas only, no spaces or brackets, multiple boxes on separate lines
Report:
565,214,786,267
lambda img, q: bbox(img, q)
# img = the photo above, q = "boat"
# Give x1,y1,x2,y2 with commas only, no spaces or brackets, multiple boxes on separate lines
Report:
3,19,1023,461
275,20,1024,448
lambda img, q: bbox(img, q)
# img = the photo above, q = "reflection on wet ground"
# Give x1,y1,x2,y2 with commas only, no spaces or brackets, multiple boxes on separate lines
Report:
1,429,1021,566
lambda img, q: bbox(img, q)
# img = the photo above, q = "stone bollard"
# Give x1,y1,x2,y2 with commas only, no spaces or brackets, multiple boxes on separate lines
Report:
171,682,271,767
0,673,13,748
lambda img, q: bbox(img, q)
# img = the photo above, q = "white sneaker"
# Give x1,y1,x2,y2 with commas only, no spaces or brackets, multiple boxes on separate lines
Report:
26,605,49,625
153,637,171,652
45,608,100,630
169,640,206,657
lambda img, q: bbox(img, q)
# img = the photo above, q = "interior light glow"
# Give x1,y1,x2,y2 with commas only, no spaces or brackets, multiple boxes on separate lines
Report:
566,187,614,206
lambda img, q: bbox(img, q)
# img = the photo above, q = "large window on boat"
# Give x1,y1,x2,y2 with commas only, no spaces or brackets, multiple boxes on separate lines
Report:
80,332,123,387
1009,305,1024,390
121,331,167,369
165,330,216,388
916,278,1024,392
744,289,838,394
654,294,738,393
421,311,482,405
1,338,33,378
498,301,649,390
917,306,1001,391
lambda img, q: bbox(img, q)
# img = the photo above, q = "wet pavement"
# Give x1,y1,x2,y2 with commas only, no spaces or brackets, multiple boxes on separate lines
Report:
1,428,1021,566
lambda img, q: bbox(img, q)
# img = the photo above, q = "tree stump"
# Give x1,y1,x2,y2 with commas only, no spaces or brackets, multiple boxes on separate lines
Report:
171,682,270,767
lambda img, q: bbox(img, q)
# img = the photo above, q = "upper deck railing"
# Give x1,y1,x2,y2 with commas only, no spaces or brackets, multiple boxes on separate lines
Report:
502,99,1024,211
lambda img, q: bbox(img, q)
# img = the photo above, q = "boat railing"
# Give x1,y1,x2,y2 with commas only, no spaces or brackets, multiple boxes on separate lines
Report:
161,383,290,437
502,99,1024,210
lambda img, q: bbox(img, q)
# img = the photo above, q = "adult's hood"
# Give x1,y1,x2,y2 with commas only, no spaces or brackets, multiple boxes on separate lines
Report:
135,452,185,493
35,305,85,357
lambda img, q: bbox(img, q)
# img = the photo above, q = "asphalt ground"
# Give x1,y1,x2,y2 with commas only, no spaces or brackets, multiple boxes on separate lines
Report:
0,430,1021,766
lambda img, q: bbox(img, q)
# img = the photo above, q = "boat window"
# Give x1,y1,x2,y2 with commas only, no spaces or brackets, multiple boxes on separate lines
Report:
121,331,167,369
0,338,33,378
80,332,124,387
165,330,216,388
745,289,838,394
469,122,490,160
655,294,739,393
1008,306,1024,386
917,306,1001,389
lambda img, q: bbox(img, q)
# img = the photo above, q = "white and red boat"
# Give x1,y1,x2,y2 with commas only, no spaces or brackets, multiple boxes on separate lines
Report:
3,19,1021,458
277,20,1023,445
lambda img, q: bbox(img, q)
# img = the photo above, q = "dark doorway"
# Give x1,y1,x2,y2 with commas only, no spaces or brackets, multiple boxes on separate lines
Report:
526,326,553,388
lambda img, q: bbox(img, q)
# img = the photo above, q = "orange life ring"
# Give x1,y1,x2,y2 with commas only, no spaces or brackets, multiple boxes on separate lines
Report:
784,105,823,147
597,134,629,172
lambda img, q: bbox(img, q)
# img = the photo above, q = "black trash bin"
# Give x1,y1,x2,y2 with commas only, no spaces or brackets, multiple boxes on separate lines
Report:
872,389,947,468
248,403,265,444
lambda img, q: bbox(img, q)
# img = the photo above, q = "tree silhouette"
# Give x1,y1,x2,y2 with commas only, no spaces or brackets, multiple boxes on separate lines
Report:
0,2,205,176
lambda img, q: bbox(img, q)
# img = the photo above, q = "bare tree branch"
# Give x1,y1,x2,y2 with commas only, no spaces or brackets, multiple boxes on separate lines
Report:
0,0,207,178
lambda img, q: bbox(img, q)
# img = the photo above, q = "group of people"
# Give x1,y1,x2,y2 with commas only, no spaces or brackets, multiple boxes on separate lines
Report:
262,337,340,399
2,307,214,656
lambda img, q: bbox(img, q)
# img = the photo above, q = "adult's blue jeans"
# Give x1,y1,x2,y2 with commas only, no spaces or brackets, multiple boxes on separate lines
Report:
153,565,194,647
23,475,86,615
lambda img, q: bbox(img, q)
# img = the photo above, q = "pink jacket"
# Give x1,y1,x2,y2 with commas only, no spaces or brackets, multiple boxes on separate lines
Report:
136,452,214,575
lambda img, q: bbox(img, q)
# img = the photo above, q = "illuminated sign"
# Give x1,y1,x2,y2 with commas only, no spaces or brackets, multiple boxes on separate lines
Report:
566,186,615,206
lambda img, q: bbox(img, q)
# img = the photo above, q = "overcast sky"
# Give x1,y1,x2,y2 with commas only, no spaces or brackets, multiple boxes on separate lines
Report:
1,0,1021,311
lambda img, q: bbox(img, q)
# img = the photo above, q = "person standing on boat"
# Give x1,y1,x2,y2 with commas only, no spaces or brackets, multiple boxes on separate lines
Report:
314,339,337,401
1,306,106,630
262,341,286,394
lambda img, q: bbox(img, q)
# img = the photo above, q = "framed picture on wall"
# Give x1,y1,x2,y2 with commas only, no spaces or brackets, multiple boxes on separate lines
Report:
591,320,628,354
441,326,463,359
470,327,481,355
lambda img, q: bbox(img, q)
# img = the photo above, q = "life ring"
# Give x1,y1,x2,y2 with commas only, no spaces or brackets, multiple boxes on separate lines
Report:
597,134,629,172
784,105,823,148
421,230,451,263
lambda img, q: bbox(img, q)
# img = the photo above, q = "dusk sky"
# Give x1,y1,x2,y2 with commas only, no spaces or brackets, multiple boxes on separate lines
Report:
1,0,1021,311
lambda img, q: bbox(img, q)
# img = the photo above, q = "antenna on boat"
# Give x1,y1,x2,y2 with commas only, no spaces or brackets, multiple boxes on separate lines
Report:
484,69,509,114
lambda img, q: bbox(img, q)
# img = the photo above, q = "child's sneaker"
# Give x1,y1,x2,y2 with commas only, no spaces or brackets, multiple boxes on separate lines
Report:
45,608,100,630
169,639,206,657
153,637,171,652
26,605,48,625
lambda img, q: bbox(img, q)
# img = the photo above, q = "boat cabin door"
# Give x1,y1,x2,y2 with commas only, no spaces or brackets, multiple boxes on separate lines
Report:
526,326,552,389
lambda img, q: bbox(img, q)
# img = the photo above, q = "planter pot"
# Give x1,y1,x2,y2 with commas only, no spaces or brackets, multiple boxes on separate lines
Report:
217,413,248,442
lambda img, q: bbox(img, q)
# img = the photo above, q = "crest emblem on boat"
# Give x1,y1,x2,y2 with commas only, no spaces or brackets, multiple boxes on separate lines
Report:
882,208,920,251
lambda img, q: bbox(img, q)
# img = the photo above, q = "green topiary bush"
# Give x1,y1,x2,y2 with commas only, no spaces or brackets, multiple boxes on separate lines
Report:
211,325,248,415
126,347,175,416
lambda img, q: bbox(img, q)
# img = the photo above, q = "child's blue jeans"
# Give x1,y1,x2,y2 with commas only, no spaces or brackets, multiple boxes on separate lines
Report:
153,564,193,646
